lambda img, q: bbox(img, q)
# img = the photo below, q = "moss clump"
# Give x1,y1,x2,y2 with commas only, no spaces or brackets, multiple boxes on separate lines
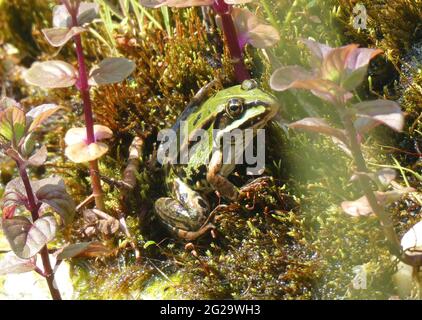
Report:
0,0,52,59
337,0,422,57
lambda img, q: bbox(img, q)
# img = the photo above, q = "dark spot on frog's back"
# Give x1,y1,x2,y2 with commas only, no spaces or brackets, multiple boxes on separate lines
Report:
197,165,207,178
193,113,202,126
180,193,188,203
198,198,208,209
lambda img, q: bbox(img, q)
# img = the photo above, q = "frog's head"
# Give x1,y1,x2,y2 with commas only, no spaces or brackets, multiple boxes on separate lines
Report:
210,79,280,133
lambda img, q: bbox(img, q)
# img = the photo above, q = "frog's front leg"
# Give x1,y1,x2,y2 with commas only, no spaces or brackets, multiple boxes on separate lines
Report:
154,178,212,240
207,149,239,201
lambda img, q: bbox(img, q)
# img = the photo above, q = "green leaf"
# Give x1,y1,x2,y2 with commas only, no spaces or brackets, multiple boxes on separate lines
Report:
2,214,57,259
0,252,36,275
341,65,368,91
143,240,157,249
0,106,26,144
88,58,135,86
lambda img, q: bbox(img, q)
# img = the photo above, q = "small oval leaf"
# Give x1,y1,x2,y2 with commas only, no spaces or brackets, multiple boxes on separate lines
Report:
65,141,109,163
354,99,404,132
0,252,36,275
42,27,85,47
24,61,77,89
88,58,135,86
34,177,76,225
26,145,48,167
54,242,92,260
27,104,62,133
2,215,57,259
0,106,26,143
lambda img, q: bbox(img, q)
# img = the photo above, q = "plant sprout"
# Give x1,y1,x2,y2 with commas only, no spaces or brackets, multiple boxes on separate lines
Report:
24,1,135,211
270,39,422,267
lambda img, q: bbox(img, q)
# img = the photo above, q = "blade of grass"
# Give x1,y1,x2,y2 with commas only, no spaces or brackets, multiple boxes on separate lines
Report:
97,0,118,53
133,1,163,31
160,6,172,37
130,0,144,33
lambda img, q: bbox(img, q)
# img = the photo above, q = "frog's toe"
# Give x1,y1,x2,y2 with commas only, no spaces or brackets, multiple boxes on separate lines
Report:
240,176,272,194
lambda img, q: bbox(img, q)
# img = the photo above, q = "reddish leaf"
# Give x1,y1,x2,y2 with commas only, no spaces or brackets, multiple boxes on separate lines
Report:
342,187,415,217
42,27,85,47
53,2,99,27
301,39,333,67
2,215,57,259
320,44,358,83
354,99,404,132
228,8,280,49
88,58,135,86
26,104,62,133
24,61,78,89
35,177,75,225
26,145,48,167
346,47,383,70
140,0,252,7
270,66,352,104
2,177,75,225
289,117,348,145
0,252,36,275
2,178,28,216
54,242,92,260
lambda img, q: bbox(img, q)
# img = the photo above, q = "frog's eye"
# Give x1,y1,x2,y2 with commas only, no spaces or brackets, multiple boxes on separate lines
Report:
225,98,244,118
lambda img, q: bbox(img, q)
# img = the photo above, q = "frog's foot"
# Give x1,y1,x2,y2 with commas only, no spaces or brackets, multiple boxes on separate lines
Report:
239,176,272,199
175,224,215,241
156,202,227,241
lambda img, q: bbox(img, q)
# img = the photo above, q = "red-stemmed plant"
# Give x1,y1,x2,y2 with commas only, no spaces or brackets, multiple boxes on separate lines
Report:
0,98,75,300
270,40,422,266
140,0,280,83
24,1,135,211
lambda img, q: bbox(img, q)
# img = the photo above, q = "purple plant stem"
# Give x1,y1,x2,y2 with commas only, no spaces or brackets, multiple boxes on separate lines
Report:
341,114,422,266
213,0,250,83
17,162,62,300
64,0,105,211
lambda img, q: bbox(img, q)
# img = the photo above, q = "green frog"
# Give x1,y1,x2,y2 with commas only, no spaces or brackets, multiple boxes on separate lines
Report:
155,79,279,240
